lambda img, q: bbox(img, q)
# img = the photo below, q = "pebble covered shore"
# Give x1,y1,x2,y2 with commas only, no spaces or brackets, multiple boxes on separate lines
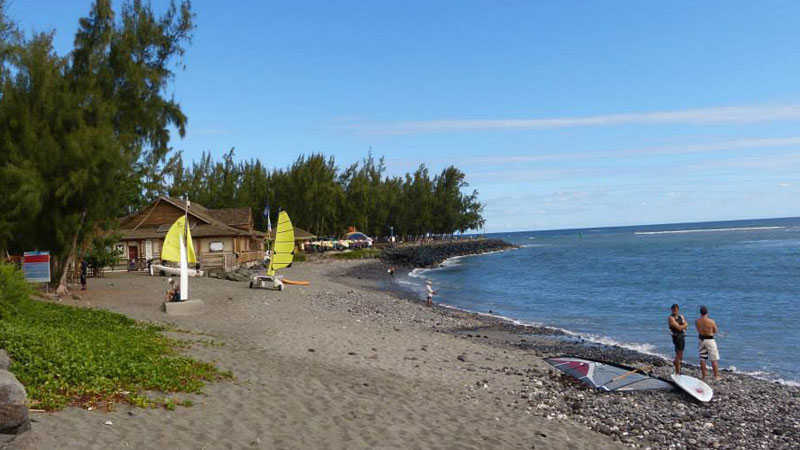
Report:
340,260,800,450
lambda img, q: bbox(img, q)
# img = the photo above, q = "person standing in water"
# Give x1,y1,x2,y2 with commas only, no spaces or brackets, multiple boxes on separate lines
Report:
668,303,688,374
425,280,436,307
696,305,721,380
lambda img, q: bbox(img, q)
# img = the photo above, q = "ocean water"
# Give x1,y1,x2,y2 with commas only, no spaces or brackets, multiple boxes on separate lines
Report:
404,217,800,385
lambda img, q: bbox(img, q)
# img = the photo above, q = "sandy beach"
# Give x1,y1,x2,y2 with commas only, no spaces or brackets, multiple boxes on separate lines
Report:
5,259,799,450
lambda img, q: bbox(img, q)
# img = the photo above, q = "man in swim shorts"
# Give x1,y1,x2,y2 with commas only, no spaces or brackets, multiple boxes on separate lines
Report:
695,305,720,380
668,303,688,374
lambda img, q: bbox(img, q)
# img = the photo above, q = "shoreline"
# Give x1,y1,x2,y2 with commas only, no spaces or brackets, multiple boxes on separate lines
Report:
380,257,800,386
387,250,800,388
337,259,800,449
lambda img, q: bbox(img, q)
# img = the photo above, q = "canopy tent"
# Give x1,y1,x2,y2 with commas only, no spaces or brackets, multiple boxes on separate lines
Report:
344,231,371,241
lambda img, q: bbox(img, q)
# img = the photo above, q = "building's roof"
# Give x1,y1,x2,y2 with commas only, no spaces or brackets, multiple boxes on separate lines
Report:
119,197,264,240
266,226,316,241
207,208,251,226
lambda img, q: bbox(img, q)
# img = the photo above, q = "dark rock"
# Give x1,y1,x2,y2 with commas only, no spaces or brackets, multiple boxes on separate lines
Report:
307,349,315,353
457,354,467,362
380,239,516,268
0,370,30,434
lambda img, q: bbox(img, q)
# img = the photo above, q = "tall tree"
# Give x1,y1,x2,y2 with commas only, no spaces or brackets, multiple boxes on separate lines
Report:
0,0,194,293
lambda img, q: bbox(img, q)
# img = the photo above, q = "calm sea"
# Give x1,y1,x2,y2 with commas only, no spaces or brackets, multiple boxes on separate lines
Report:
401,217,800,385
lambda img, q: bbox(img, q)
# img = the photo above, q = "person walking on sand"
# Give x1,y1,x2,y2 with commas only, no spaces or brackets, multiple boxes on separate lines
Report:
668,303,688,374
425,280,436,307
696,305,721,380
80,257,89,291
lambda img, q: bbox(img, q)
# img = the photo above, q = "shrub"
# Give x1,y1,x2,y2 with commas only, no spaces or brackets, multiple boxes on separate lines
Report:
0,263,30,318
0,300,230,410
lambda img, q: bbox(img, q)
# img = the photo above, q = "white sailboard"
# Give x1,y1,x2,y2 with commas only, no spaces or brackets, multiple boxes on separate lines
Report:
670,374,713,402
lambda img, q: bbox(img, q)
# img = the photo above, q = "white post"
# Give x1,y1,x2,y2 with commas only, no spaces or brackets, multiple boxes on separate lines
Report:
180,196,190,301
179,235,188,301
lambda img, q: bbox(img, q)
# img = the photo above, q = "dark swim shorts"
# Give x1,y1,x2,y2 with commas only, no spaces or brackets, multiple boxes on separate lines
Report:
672,334,685,352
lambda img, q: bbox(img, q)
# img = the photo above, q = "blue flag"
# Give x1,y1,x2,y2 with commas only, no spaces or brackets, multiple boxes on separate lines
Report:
263,205,272,232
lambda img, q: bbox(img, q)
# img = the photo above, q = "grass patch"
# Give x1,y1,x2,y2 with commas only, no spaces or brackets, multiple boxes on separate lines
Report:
0,299,231,411
331,248,381,260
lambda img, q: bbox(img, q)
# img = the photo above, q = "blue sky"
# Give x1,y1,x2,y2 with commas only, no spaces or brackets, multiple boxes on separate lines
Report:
11,1,800,231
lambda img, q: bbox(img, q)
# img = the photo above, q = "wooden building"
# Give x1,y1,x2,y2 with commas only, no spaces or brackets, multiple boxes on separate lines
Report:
117,197,265,273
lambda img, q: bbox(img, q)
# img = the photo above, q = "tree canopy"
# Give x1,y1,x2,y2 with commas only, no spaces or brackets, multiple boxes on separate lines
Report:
0,0,194,292
164,150,485,240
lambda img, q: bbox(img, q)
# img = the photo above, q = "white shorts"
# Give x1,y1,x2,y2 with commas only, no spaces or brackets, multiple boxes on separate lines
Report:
698,339,720,362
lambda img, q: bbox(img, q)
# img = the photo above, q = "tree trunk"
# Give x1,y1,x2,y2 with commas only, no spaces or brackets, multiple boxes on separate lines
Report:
55,210,87,296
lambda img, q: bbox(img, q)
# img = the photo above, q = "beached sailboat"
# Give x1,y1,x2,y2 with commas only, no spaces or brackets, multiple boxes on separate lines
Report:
152,204,200,300
250,210,294,290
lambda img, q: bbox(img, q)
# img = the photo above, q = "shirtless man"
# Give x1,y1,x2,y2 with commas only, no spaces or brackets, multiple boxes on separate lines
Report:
668,304,688,374
695,305,721,380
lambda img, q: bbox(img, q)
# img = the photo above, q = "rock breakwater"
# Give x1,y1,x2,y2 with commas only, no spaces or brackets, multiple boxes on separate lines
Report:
381,239,515,268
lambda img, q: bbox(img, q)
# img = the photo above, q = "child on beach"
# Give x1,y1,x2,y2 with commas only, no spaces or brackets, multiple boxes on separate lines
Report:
426,280,436,307
165,278,180,302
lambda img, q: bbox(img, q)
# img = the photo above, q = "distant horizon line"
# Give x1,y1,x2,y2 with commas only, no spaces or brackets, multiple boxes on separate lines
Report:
482,215,800,235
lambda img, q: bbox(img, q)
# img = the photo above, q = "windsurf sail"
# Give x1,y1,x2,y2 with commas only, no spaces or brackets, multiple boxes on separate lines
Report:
161,216,197,264
545,356,674,392
162,213,197,301
267,211,295,276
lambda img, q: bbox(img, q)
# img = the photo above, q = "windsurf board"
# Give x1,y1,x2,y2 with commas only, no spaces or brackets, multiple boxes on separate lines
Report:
670,374,713,402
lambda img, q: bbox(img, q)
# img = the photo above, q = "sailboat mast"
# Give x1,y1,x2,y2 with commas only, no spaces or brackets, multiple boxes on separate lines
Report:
180,196,190,301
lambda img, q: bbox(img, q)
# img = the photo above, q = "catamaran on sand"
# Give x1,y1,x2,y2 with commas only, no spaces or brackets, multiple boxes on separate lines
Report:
250,210,294,291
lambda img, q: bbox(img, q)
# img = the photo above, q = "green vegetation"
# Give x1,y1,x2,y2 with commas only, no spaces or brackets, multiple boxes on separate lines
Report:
0,263,29,318
332,248,382,260
84,235,123,274
0,265,229,410
0,0,194,292
167,152,485,240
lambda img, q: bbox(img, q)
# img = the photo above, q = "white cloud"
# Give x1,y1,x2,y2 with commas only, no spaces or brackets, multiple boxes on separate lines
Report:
349,104,800,134
386,136,800,170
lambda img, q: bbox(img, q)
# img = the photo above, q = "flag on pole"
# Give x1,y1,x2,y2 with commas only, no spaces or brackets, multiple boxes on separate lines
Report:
264,204,272,232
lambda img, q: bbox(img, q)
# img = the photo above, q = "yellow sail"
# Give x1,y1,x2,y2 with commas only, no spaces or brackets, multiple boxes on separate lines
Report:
161,216,197,264
268,211,294,276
